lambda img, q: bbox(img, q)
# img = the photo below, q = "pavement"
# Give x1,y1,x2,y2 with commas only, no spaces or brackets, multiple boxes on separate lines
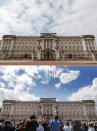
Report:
0,60,97,65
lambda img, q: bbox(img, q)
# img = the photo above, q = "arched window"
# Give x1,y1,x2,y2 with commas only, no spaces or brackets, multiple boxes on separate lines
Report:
41,48,56,60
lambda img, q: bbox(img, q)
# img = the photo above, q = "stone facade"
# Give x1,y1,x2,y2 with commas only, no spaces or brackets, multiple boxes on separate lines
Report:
0,98,97,121
0,33,97,61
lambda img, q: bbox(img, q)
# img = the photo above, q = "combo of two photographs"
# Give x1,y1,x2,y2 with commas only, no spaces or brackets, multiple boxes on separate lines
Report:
0,0,97,130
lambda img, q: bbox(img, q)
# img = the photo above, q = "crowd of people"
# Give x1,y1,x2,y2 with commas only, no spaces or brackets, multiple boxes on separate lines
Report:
0,115,97,131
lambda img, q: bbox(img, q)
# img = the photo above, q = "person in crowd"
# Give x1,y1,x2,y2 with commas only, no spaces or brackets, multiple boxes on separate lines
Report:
25,115,39,131
36,120,44,131
71,121,81,131
42,119,50,131
50,115,63,131
69,121,75,131
17,122,25,131
81,123,88,131
88,123,95,131
1,118,97,131
3,120,15,131
0,123,3,131
94,122,97,131
63,122,71,131
15,123,20,131
59,119,64,131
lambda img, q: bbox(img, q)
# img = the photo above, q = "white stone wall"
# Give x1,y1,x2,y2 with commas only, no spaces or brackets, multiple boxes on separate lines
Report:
59,39,83,52
1,100,96,120
0,34,97,60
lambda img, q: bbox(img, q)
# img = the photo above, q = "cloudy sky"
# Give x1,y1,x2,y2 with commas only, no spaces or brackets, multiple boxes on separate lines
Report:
0,0,97,41
0,66,97,108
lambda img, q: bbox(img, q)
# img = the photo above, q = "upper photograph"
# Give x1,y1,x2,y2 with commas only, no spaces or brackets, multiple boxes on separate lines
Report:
0,33,97,65
0,0,97,65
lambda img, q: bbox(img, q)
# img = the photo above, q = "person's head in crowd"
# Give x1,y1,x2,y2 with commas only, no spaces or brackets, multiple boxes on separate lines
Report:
65,122,69,126
5,120,11,125
0,122,3,127
81,123,86,128
38,120,43,125
30,115,36,120
54,115,59,121
26,119,30,123
46,118,50,123
88,122,94,127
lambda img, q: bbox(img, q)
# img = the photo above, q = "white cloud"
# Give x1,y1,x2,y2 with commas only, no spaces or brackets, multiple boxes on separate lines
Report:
0,0,97,42
68,78,97,106
0,82,5,88
59,70,80,84
40,79,49,85
0,66,40,107
0,67,36,92
55,83,61,89
0,87,39,107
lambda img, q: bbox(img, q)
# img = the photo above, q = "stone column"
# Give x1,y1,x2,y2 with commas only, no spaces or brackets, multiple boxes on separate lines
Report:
46,106,47,115
49,105,50,115
53,39,56,50
47,39,48,48
91,53,95,61
0,39,4,51
82,39,87,53
10,39,14,51
56,50,59,60
53,104,56,115
1,104,4,115
41,39,44,50
94,40,97,51
10,104,15,119
49,40,50,48
0,39,7,60
83,105,88,120
46,40,47,48
44,40,45,48
82,39,88,59
51,105,52,115
8,39,14,58
40,104,43,116
48,105,49,115
44,105,46,115
37,50,41,60
49,105,51,115
32,53,34,60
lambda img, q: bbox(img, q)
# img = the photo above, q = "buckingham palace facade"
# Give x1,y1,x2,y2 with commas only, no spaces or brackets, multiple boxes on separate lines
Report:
0,98,97,121
0,33,97,61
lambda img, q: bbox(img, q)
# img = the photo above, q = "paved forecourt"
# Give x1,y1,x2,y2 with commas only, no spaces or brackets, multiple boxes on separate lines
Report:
0,60,97,65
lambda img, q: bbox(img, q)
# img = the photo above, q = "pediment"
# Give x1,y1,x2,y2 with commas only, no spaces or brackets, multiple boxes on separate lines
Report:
40,33,56,38
40,98,56,103
82,35,95,38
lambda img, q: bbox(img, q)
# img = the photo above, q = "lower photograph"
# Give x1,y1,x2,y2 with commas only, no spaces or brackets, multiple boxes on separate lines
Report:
0,65,97,131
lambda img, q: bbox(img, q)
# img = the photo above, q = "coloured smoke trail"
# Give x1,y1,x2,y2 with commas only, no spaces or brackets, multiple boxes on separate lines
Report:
37,66,57,81
37,66,58,96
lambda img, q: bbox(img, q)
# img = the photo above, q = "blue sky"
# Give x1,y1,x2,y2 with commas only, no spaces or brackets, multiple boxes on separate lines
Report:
0,0,97,42
0,66,97,107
